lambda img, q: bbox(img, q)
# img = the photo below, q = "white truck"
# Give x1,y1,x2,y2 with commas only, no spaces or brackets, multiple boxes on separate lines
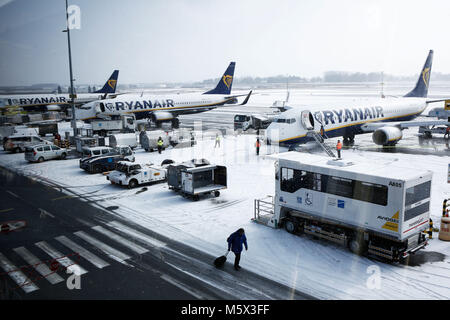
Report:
254,152,432,262
107,161,167,188
91,115,136,136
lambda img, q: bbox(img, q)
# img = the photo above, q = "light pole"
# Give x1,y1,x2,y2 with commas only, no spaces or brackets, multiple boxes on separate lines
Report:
63,0,77,137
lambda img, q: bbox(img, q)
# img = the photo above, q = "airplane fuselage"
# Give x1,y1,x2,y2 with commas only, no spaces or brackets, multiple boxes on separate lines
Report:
0,93,115,109
75,93,237,121
266,97,427,145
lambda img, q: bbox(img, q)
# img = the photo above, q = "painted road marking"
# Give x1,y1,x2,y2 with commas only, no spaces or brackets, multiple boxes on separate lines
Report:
55,236,110,269
0,252,39,293
13,247,64,285
160,274,205,299
92,226,149,255
74,231,131,266
38,208,55,218
51,195,74,201
35,241,87,276
6,190,19,199
0,208,14,213
107,221,166,248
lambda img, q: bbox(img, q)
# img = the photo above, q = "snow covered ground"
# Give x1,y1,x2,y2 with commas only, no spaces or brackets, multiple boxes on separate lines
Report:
1,86,450,299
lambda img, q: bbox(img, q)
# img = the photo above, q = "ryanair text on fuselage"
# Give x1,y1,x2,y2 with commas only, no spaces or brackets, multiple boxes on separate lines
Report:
313,106,384,125
11,96,68,106
106,99,176,111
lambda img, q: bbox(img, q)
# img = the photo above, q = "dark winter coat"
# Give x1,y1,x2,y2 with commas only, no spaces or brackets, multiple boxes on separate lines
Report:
227,231,248,253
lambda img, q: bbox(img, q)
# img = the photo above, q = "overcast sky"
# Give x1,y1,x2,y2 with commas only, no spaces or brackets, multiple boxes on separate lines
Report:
1,0,450,86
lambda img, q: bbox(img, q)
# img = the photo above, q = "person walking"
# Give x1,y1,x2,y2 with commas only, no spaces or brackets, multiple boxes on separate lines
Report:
157,137,164,154
444,126,450,139
215,134,221,148
336,139,342,159
227,228,248,271
255,138,261,156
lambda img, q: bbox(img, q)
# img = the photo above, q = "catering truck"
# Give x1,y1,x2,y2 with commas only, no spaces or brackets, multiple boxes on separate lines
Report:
254,152,432,262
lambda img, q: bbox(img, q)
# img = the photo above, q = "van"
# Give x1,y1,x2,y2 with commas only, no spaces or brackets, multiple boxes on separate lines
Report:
4,135,51,153
25,144,68,162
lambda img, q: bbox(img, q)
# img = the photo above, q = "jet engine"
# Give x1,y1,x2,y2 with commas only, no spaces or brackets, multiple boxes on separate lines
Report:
152,111,174,122
372,127,403,146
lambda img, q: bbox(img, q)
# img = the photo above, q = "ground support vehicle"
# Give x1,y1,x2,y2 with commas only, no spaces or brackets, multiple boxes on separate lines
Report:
107,161,167,188
253,152,432,262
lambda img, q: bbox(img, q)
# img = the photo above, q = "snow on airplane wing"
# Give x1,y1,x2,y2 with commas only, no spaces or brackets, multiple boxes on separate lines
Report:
361,120,450,132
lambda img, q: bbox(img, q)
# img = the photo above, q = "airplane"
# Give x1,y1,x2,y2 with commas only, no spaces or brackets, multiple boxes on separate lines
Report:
74,62,252,128
0,70,120,112
265,50,450,148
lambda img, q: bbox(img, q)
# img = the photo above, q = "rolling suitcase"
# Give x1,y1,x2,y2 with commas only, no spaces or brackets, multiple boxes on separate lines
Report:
214,251,229,268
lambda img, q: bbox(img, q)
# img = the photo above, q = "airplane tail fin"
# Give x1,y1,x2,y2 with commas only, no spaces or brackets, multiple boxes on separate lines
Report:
203,62,235,95
94,70,119,94
404,50,433,98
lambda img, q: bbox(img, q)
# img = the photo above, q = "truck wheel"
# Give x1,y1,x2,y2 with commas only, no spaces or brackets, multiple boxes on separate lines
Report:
14,147,21,153
348,235,367,256
60,153,67,160
284,219,297,234
38,157,44,163
214,191,220,197
94,164,103,173
161,159,174,166
193,195,200,201
128,179,138,189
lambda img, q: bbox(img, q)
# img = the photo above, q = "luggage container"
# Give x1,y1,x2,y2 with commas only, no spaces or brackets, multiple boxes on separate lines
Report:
139,130,170,152
167,160,226,200
108,133,138,149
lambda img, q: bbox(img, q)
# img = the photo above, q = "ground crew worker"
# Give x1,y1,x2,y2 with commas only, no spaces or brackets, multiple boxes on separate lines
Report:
190,133,195,147
255,138,261,156
428,218,434,239
336,139,342,159
227,228,248,271
215,134,220,148
444,126,450,139
157,137,163,154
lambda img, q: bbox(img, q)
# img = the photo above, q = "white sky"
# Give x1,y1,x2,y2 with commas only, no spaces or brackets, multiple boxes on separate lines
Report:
1,0,450,85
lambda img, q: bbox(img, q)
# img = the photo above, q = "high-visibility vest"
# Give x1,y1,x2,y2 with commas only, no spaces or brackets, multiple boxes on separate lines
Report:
157,139,163,146
336,142,342,150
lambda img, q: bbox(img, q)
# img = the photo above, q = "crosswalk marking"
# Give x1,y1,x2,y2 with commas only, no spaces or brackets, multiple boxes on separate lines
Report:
0,222,161,294
74,231,132,265
35,241,88,276
0,252,39,293
55,236,110,269
13,247,64,285
107,221,166,248
92,226,149,255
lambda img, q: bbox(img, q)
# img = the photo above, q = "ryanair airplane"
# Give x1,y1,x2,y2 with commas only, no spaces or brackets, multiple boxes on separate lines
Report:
74,62,251,128
0,70,119,112
266,50,450,147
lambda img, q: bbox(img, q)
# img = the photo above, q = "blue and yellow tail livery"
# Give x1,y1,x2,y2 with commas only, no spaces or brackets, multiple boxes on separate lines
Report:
94,70,119,94
404,50,433,98
203,62,235,95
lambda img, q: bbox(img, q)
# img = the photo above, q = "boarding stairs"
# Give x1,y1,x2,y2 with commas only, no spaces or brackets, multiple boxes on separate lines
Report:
306,130,336,158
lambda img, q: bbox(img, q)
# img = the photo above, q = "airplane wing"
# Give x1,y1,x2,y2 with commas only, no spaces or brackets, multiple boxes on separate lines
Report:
224,90,253,105
361,120,450,132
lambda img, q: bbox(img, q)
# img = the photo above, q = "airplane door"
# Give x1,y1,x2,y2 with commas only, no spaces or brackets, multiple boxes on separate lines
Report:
300,110,315,130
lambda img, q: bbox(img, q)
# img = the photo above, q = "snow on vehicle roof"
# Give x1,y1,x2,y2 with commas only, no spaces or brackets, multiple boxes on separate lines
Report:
271,152,432,181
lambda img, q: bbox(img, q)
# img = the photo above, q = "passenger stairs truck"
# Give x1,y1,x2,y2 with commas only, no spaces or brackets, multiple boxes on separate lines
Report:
254,152,432,262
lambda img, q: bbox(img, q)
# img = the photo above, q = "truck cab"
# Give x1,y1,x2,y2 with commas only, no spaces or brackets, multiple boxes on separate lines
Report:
107,161,167,188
